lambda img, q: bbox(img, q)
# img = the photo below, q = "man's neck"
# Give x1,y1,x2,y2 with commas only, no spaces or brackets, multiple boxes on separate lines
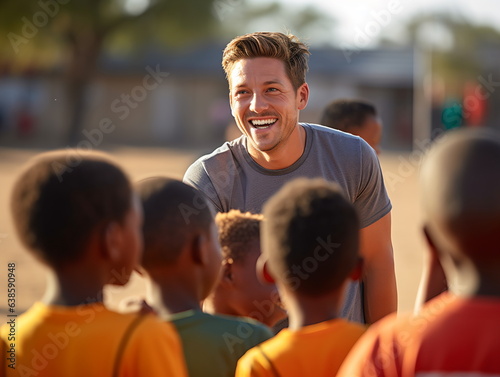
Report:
248,124,307,170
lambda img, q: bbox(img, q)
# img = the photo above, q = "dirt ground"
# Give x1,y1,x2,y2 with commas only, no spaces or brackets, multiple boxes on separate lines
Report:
0,146,426,316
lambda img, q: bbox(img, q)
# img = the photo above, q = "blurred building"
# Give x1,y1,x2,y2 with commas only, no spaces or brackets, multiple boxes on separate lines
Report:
0,44,425,149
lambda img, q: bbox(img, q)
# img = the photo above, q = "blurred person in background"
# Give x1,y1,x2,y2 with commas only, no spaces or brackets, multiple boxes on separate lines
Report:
320,99,382,155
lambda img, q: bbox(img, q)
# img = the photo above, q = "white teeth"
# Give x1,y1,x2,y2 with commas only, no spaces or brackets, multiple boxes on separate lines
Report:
251,119,277,127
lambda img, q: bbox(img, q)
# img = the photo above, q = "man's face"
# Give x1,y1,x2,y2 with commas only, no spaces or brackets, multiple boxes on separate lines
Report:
228,57,309,156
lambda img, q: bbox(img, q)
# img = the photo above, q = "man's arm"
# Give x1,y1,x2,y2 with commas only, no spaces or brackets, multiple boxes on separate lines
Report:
183,160,224,212
360,211,397,324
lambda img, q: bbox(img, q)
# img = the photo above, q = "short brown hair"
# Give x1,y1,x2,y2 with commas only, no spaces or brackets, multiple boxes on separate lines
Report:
137,177,214,268
262,178,360,297
321,99,377,132
11,150,132,268
222,32,310,90
215,210,263,262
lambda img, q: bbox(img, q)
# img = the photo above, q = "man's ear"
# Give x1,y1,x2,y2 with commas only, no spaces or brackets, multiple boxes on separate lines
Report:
104,222,123,263
257,254,275,284
349,257,364,281
297,83,309,110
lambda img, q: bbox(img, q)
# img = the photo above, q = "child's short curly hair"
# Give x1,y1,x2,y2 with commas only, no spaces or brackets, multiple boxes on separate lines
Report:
215,210,263,262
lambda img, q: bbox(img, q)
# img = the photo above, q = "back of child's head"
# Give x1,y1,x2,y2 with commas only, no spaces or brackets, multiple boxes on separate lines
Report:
216,210,263,262
421,128,500,264
136,177,214,270
320,99,376,132
11,150,133,268
261,177,360,297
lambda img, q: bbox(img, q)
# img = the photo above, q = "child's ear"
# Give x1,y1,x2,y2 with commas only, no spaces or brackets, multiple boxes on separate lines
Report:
423,226,440,260
349,257,364,281
421,226,448,302
191,233,210,266
219,259,234,286
134,265,146,277
104,222,123,262
257,254,275,284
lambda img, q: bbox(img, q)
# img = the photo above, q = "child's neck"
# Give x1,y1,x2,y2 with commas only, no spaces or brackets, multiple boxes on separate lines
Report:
454,261,500,298
149,279,202,316
43,268,107,306
203,289,237,317
285,292,342,330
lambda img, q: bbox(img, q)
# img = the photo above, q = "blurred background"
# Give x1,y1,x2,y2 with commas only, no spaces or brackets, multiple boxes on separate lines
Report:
1,0,499,149
1,0,499,315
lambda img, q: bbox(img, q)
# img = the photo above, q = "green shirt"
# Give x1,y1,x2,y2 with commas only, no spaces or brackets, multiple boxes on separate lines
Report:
169,310,273,377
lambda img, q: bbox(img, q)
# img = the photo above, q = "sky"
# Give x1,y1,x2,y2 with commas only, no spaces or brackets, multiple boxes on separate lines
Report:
123,0,499,49
247,0,500,48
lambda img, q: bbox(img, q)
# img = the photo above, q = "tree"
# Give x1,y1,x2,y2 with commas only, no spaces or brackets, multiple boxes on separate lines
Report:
380,12,500,91
214,1,336,46
0,0,218,143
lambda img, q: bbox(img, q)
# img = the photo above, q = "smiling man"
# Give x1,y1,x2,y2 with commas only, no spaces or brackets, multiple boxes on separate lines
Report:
183,32,396,324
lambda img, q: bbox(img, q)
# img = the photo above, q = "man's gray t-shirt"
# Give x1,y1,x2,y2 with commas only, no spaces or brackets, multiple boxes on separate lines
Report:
183,123,392,323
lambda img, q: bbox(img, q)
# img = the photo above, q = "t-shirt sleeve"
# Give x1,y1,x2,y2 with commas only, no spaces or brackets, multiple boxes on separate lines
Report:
247,325,273,350
183,159,224,212
120,315,188,377
355,141,392,228
235,346,276,377
337,315,402,377
256,326,274,341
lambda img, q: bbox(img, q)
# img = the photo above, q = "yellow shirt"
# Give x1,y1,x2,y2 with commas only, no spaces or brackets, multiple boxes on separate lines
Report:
0,302,188,377
236,318,366,377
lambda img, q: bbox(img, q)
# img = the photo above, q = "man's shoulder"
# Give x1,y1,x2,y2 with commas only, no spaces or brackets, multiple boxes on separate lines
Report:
183,136,247,188
302,123,366,155
190,137,245,169
303,122,362,142
302,123,375,172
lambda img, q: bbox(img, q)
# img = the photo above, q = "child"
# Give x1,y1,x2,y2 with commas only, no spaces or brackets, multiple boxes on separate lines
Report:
204,210,287,328
0,150,187,376
337,129,500,376
320,99,382,155
136,177,273,377
236,177,366,376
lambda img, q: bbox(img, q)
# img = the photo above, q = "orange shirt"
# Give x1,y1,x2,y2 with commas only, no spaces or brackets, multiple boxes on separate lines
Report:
0,302,188,377
338,293,500,377
236,318,366,377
